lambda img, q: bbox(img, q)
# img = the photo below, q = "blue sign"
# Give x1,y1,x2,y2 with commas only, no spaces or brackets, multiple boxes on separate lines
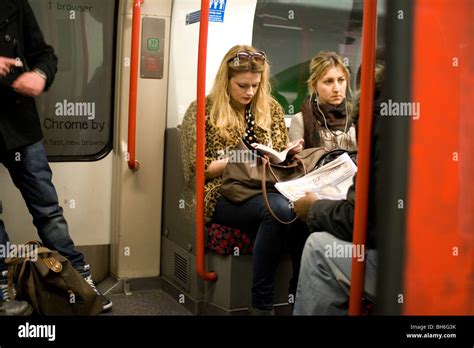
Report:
209,0,226,23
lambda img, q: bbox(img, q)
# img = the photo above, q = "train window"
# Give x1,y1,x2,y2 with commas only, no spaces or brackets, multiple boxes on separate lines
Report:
253,0,385,117
29,0,117,161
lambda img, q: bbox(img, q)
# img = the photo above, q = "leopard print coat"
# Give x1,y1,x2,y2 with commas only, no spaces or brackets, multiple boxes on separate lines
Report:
181,97,289,223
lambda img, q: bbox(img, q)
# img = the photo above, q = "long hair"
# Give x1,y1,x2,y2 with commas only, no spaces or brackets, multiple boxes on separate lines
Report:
302,51,353,148
209,45,272,142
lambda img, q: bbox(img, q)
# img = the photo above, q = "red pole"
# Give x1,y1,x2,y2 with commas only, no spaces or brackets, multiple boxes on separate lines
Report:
349,0,377,315
196,0,217,282
127,0,144,171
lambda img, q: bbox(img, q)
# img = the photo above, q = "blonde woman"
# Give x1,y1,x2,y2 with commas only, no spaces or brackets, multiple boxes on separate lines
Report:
289,51,357,151
181,45,304,315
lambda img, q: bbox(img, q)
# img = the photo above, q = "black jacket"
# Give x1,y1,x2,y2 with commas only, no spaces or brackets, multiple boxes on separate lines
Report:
306,90,383,249
0,0,57,152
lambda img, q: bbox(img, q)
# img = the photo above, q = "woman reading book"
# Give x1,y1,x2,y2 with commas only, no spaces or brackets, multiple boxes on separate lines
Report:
181,45,305,315
289,51,357,151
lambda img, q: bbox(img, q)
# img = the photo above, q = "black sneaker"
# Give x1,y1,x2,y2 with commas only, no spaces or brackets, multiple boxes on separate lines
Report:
0,300,33,316
0,270,11,302
0,271,32,316
83,275,113,313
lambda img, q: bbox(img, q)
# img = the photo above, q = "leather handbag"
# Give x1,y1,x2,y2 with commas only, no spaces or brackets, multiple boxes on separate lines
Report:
220,139,326,223
5,241,103,316
315,148,358,169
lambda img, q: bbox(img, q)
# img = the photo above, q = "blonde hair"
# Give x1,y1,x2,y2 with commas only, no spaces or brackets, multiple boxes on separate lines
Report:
307,51,352,105
209,45,272,142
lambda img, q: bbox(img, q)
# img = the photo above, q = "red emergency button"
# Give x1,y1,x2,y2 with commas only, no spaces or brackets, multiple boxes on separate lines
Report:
145,56,159,71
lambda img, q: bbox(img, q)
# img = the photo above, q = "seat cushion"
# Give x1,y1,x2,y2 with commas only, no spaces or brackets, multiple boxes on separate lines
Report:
206,223,254,256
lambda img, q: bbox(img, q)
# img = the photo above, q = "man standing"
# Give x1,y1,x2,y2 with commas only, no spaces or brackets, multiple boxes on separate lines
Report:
0,0,111,314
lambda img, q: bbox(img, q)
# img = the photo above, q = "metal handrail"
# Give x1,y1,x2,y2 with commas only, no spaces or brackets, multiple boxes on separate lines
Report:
127,0,144,171
196,0,217,282
349,0,377,315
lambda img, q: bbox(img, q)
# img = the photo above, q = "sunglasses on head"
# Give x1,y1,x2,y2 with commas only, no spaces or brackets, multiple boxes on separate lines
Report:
229,51,266,67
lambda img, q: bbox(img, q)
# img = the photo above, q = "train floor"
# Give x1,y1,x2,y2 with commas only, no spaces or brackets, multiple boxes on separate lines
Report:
96,277,193,315
101,289,192,316
96,277,294,316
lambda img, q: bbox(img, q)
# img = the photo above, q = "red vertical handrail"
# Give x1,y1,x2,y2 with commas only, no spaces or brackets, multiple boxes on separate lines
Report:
349,0,377,315
127,0,144,171
196,0,217,282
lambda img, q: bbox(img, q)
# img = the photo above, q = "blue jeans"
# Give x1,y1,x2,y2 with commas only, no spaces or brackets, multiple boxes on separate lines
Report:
0,142,86,273
213,193,304,310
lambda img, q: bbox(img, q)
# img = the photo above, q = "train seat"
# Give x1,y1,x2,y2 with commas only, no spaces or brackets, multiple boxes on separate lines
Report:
161,126,254,255
161,127,292,314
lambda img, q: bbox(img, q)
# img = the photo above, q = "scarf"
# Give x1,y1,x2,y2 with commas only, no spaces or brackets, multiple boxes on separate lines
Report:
300,94,351,149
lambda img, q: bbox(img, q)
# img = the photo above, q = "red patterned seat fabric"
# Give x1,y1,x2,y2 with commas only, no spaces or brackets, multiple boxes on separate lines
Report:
206,223,254,256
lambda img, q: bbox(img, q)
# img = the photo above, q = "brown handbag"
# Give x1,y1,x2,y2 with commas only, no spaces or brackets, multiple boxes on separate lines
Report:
220,139,326,223
5,241,103,316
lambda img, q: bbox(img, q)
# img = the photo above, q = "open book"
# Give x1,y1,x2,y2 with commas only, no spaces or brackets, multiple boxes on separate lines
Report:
253,142,300,164
275,153,357,201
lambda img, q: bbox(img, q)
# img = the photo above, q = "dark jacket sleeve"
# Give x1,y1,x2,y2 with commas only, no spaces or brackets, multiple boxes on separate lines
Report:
306,177,356,243
21,0,57,90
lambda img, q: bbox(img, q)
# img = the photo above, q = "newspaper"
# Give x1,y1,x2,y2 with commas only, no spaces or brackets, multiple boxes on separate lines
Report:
275,153,357,201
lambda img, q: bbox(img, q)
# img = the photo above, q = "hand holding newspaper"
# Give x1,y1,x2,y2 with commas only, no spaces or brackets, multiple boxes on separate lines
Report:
275,153,357,201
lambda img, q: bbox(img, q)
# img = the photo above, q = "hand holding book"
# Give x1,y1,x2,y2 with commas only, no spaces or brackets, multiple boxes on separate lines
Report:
252,138,304,164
